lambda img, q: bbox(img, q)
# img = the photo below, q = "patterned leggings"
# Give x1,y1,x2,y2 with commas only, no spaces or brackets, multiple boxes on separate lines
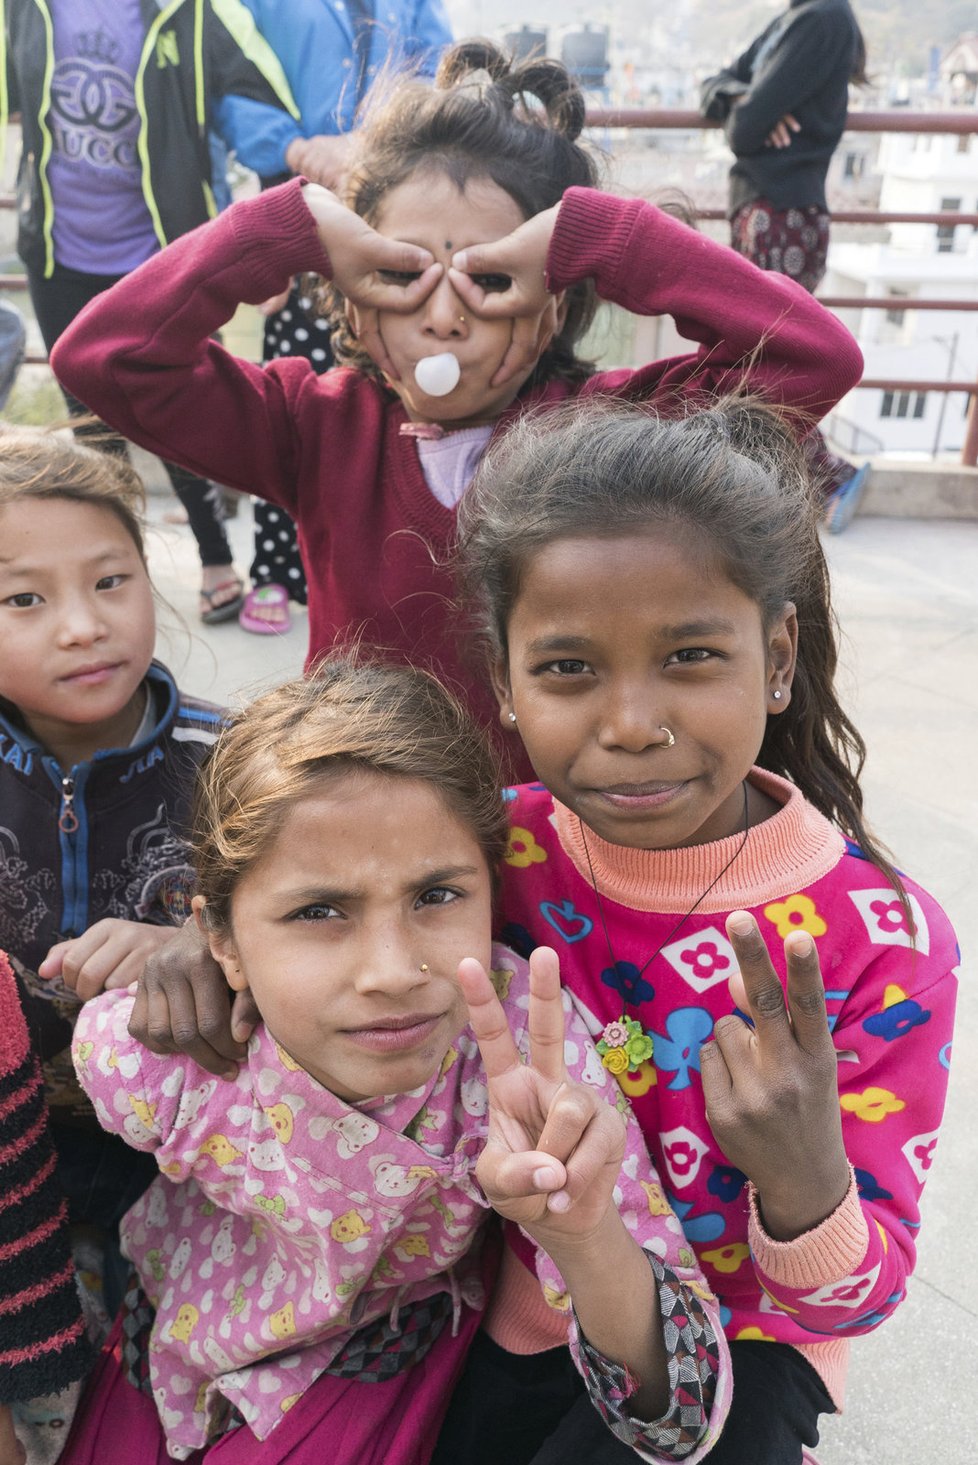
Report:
730,200,830,293
249,281,335,605
730,199,853,494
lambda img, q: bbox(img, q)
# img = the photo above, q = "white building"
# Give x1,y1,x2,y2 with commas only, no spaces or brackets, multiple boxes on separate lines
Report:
824,96,978,459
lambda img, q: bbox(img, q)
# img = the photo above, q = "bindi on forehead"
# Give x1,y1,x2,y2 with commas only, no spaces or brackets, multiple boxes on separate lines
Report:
444,240,452,250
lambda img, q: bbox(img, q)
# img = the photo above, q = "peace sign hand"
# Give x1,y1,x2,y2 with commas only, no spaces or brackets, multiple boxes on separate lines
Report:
459,946,627,1247
700,912,851,1241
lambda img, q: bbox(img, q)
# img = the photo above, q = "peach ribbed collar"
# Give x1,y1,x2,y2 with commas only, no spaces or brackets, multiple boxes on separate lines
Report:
552,768,845,915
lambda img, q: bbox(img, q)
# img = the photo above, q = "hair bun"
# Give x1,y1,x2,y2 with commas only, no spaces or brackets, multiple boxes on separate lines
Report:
435,39,585,140
435,40,512,91
502,59,586,141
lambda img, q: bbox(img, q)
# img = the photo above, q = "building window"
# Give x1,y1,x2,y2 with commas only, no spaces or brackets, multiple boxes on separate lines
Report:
937,197,961,253
843,151,864,178
885,290,909,326
881,390,927,419
957,134,971,154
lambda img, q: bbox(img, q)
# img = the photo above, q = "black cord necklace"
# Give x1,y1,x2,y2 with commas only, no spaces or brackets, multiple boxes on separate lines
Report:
581,780,751,1075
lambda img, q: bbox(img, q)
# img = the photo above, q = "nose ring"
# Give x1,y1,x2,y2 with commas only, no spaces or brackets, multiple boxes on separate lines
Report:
659,725,675,748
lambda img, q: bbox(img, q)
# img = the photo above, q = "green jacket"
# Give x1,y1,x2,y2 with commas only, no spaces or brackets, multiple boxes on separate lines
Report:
1,0,298,275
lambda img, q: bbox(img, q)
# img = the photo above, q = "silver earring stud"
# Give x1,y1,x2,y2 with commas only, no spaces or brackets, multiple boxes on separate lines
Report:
659,725,675,747
772,690,783,701
508,712,517,723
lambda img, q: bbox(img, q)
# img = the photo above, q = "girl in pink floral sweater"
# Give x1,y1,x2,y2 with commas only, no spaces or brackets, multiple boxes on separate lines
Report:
442,396,959,1464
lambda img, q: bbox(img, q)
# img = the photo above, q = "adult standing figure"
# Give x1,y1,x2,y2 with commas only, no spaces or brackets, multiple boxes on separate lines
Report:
701,0,870,531
215,0,453,635
1,0,298,622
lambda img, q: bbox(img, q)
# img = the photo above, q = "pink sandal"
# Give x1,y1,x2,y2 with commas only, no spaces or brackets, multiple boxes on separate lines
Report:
238,584,292,635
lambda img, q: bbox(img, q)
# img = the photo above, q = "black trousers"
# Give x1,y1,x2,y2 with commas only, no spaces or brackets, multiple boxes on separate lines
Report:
25,258,233,570
431,1333,832,1465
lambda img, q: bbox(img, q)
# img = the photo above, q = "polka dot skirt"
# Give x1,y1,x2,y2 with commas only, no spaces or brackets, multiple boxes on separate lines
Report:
250,281,335,603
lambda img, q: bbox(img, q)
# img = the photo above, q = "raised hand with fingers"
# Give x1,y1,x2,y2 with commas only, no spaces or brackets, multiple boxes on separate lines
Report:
460,945,730,1433
300,184,441,377
458,945,626,1246
39,918,180,1003
700,911,850,1241
126,918,259,1081
447,204,563,388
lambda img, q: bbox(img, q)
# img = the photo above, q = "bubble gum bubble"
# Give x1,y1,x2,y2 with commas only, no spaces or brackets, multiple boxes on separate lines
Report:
414,352,461,397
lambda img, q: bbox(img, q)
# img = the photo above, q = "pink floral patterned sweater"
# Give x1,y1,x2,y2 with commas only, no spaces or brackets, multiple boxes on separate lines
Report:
495,772,959,1410
73,944,730,1460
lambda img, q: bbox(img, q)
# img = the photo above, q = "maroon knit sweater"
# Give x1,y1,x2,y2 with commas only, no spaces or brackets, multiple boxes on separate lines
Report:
52,181,862,770
0,953,90,1401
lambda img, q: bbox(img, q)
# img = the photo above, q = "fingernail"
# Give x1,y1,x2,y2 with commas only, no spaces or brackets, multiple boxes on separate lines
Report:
547,1191,570,1214
451,251,467,270
533,1166,560,1191
728,913,753,935
222,1067,238,1082
790,933,814,957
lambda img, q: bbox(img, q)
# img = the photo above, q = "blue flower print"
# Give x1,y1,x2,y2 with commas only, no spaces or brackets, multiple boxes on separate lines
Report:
666,1191,725,1244
707,1164,748,1204
601,961,654,1006
500,922,537,960
862,998,930,1042
653,1007,715,1090
854,1168,892,1203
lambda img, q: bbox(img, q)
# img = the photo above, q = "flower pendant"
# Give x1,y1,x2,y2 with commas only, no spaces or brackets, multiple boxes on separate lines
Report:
596,1015,654,1075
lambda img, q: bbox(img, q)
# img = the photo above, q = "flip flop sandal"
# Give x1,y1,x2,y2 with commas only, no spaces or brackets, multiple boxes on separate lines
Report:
200,576,246,625
238,584,292,635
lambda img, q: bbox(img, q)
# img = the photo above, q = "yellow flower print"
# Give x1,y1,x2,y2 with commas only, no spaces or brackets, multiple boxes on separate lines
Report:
615,1060,657,1098
840,1087,906,1123
764,893,827,940
601,1047,630,1076
734,1325,776,1342
504,827,548,869
701,1243,750,1275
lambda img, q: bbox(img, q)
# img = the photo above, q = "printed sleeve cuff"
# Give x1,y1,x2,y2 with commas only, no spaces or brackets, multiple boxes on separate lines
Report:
748,1167,870,1289
573,1251,725,1462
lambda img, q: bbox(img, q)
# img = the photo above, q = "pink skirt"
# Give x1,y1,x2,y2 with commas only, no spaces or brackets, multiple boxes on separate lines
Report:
61,1298,486,1465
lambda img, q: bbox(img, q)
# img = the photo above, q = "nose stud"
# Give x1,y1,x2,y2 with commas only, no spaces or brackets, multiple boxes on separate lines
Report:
419,964,429,973
658,725,675,747
458,314,466,324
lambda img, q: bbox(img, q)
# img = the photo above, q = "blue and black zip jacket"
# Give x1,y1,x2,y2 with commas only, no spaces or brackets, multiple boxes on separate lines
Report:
1,0,299,276
0,662,224,1122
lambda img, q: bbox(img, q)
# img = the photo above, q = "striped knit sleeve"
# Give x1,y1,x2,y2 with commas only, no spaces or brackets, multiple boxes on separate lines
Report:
0,953,91,1402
